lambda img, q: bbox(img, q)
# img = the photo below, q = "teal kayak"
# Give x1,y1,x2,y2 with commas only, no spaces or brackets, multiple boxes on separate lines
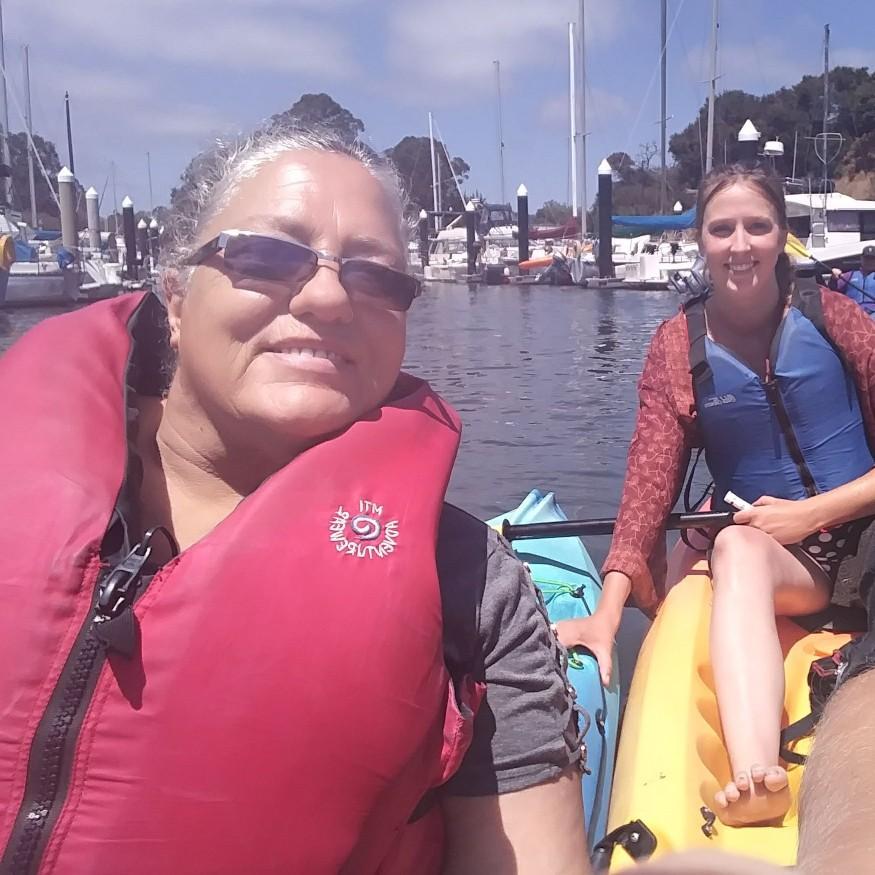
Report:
489,489,619,847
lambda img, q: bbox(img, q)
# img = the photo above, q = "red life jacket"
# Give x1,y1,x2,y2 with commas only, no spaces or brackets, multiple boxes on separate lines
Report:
0,293,482,875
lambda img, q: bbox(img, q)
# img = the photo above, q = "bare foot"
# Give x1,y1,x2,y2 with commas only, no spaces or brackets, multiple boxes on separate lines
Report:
713,764,790,826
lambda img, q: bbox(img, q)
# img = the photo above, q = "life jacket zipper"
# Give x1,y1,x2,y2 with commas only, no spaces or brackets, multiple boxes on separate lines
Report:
762,369,819,498
0,530,173,875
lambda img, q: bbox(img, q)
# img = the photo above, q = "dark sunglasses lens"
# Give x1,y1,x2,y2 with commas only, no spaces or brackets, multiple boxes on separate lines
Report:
223,236,315,283
340,261,419,311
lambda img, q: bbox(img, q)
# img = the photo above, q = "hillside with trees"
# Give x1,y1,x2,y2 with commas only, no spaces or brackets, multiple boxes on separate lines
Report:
670,66,875,196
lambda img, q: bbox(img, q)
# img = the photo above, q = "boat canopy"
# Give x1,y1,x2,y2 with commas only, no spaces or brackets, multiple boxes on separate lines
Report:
611,208,696,231
14,239,36,261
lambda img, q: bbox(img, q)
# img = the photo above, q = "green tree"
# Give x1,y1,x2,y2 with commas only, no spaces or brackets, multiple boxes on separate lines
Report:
384,136,470,215
669,67,875,192
7,131,85,228
169,93,368,225
267,93,365,143
532,200,573,224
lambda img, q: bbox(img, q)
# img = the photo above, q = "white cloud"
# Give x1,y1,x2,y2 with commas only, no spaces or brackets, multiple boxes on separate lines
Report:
129,104,233,138
684,38,820,96
5,0,357,79
386,0,630,97
538,88,630,129
832,48,873,70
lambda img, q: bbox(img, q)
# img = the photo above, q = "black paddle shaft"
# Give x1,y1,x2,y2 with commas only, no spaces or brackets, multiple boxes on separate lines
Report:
501,511,734,541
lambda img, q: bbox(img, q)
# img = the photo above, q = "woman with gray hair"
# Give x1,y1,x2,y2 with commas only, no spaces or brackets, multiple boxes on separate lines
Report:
0,128,588,874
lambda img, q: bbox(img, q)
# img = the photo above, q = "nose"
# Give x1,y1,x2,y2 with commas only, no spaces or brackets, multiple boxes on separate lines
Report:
287,260,354,324
729,224,752,255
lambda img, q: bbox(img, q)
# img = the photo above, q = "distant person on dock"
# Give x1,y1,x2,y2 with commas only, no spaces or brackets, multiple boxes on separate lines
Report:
829,244,875,316
556,163,875,827
0,128,588,873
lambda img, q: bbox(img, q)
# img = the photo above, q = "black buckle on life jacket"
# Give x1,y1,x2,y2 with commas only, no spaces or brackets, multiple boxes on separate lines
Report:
95,526,178,620
690,359,711,382
96,544,153,619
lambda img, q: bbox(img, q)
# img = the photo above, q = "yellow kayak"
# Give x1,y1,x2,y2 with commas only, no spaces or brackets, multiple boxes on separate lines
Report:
607,553,850,868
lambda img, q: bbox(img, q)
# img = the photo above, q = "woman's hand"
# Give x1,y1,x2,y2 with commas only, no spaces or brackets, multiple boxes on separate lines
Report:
555,612,618,686
732,495,819,545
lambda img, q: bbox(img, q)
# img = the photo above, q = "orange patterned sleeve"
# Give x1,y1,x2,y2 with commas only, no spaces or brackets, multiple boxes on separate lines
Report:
821,288,875,439
602,318,693,615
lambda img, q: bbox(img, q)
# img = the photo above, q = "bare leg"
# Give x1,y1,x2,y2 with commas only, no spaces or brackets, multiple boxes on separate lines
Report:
709,525,830,826
797,668,875,874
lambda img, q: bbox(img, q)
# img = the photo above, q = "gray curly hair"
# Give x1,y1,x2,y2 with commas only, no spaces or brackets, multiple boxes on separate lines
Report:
161,126,411,277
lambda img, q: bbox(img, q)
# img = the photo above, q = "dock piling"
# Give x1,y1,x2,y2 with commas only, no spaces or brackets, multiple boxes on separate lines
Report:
122,196,137,280
597,159,614,279
58,166,77,254
418,209,429,268
85,186,100,250
516,184,529,272
465,201,477,278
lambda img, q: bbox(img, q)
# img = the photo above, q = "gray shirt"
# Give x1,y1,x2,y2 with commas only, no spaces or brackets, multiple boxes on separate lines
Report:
436,504,582,796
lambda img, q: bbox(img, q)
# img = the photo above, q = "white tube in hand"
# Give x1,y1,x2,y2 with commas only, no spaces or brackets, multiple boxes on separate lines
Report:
724,490,753,511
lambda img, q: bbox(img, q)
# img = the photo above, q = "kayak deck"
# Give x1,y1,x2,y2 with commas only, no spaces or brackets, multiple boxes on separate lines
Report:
607,557,850,868
491,489,619,847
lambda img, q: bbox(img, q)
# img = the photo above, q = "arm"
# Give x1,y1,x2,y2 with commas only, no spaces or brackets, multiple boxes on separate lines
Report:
828,267,849,293
438,526,588,873
734,467,875,544
442,768,589,875
602,320,691,606
558,323,691,679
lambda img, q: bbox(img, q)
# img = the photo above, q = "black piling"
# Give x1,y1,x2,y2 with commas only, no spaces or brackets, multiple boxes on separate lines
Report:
136,219,148,269
465,202,477,277
597,159,614,279
737,119,760,166
516,183,529,271
122,196,137,280
418,209,429,268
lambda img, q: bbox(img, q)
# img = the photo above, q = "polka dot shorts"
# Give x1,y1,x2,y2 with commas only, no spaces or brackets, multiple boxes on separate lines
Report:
798,522,866,581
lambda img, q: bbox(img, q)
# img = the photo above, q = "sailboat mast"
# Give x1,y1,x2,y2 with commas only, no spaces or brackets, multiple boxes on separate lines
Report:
111,160,119,235
494,60,506,204
64,91,74,174
705,0,719,175
146,150,154,212
659,0,667,213
578,0,587,234
23,44,36,227
0,0,11,208
428,111,439,231
823,23,830,198
568,22,578,219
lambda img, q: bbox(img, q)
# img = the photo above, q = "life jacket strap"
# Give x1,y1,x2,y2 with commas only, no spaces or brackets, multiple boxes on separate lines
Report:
684,297,712,390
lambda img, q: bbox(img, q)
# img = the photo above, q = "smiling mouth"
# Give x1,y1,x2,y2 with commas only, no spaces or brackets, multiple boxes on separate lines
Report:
263,345,353,372
274,345,346,364
727,262,756,274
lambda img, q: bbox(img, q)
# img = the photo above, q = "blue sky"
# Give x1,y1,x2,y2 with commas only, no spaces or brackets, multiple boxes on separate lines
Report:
2,0,872,215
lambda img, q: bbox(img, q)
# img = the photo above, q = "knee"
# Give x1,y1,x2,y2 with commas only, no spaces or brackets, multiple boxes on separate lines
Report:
710,526,773,591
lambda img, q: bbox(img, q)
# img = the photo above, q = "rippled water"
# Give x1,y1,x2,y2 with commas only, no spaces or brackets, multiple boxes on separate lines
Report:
0,285,681,567
404,282,679,565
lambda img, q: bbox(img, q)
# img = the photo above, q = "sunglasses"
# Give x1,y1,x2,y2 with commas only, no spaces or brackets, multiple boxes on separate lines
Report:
183,230,422,312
